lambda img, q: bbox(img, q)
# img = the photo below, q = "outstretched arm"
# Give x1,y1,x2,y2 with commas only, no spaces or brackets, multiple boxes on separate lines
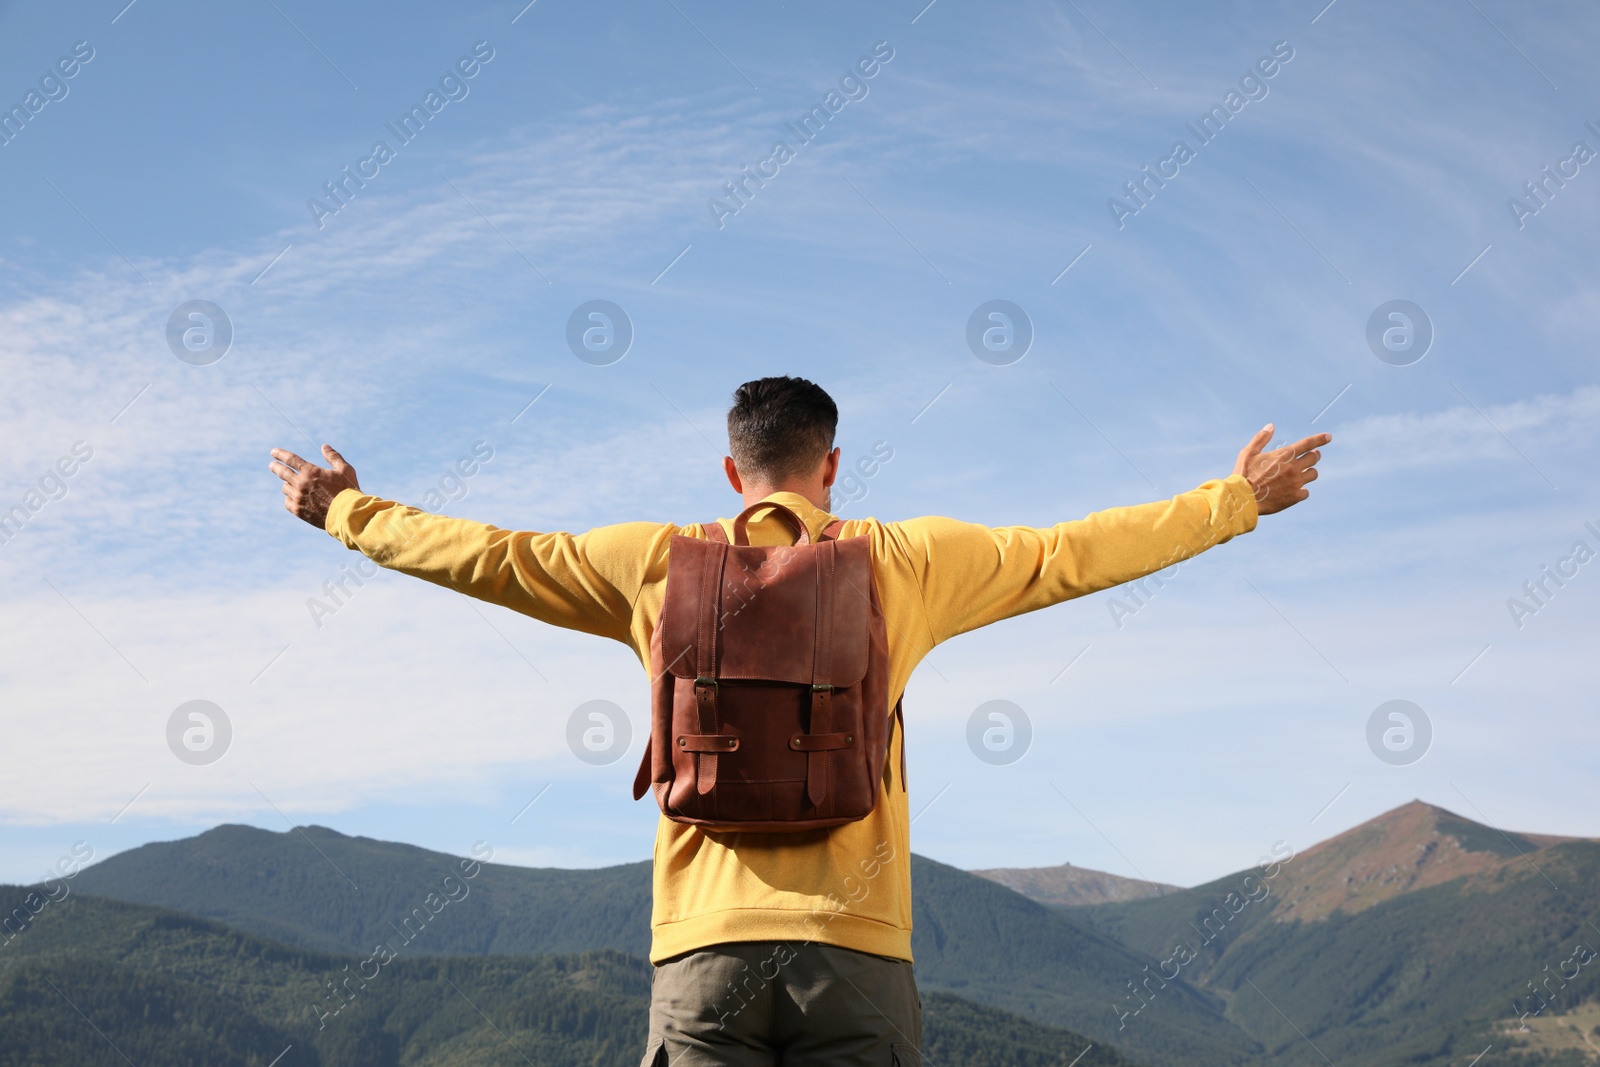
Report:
894,425,1331,645
269,445,657,644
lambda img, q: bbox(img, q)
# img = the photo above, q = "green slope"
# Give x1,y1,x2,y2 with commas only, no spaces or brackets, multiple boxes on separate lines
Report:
0,890,1143,1067
1063,864,1285,991
909,855,1262,1067
1203,841,1600,1066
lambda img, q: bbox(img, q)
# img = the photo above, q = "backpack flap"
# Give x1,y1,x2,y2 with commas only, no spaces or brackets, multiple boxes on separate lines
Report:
655,539,872,689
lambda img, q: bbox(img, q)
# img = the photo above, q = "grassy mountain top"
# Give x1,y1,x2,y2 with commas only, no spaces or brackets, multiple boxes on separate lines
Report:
71,822,654,959
1268,799,1593,923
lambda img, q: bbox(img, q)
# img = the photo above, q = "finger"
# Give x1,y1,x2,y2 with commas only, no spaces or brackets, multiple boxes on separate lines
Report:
1286,433,1331,458
268,460,298,483
1302,467,1320,484
322,444,349,472
1297,449,1321,470
1241,423,1275,460
271,448,309,470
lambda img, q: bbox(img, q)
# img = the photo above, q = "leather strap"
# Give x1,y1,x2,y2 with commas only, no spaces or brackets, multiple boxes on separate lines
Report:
894,698,906,791
679,733,740,752
632,739,651,799
693,541,727,796
704,511,843,546
790,731,853,751
806,542,836,808
732,501,811,546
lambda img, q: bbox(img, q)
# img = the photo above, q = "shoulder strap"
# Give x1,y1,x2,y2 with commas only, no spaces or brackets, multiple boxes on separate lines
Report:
732,501,810,546
693,539,727,796
806,540,837,807
701,514,844,544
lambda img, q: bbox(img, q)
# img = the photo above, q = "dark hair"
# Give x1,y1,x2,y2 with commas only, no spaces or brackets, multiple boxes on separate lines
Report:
727,377,838,484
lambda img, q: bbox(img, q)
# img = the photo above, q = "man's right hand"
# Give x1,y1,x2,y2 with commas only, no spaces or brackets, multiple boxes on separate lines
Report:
1233,425,1331,516
270,445,361,529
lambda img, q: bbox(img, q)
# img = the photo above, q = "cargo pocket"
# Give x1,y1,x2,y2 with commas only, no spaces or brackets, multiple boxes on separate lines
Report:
638,1039,666,1066
891,1042,922,1066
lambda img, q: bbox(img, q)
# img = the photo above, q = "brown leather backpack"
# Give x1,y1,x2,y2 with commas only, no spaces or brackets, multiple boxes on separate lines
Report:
631,500,903,832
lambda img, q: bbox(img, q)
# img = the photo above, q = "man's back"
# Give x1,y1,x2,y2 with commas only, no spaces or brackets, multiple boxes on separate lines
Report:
322,476,1259,963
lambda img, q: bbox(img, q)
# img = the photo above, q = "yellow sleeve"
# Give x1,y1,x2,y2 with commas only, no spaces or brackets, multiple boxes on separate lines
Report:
323,488,668,644
894,474,1259,644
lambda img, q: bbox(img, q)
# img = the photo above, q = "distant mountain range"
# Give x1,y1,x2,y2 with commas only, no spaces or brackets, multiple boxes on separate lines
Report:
5,799,1597,1067
971,862,1180,906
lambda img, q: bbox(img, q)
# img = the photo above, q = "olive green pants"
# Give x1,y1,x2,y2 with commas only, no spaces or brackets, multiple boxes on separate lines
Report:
640,941,923,1066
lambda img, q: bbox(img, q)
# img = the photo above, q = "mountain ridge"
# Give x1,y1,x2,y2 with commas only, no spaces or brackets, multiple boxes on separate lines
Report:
65,824,1260,1067
47,799,1600,1067
970,862,1181,906
974,798,1596,921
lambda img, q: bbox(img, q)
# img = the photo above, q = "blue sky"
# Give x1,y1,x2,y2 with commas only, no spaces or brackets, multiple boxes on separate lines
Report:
1,0,1597,888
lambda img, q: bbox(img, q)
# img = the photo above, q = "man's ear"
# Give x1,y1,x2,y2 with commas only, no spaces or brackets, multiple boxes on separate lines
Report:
820,447,841,488
723,456,743,494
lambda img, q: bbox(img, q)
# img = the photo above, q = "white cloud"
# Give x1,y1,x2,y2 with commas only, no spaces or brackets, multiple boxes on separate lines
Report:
1324,384,1598,479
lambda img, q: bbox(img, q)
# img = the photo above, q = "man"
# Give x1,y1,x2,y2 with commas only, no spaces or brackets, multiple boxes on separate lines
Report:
270,376,1329,1066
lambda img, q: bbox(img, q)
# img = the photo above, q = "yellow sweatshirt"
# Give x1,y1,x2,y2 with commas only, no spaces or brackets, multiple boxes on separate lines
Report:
325,474,1258,963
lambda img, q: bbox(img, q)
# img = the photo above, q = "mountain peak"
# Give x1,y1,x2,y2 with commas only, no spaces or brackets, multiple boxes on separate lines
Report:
970,861,1180,906
1269,799,1584,922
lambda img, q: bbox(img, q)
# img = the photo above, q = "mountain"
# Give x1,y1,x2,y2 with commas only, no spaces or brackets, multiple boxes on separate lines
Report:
971,862,1180,906
1072,801,1600,1066
1260,799,1590,922
56,801,1600,1067
70,825,1257,1067
72,823,654,959
0,890,1143,1067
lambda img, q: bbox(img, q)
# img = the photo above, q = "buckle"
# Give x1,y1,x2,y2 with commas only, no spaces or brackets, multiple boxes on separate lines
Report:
694,676,718,689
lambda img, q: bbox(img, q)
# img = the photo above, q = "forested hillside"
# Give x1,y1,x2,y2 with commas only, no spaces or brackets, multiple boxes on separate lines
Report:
0,891,1143,1067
